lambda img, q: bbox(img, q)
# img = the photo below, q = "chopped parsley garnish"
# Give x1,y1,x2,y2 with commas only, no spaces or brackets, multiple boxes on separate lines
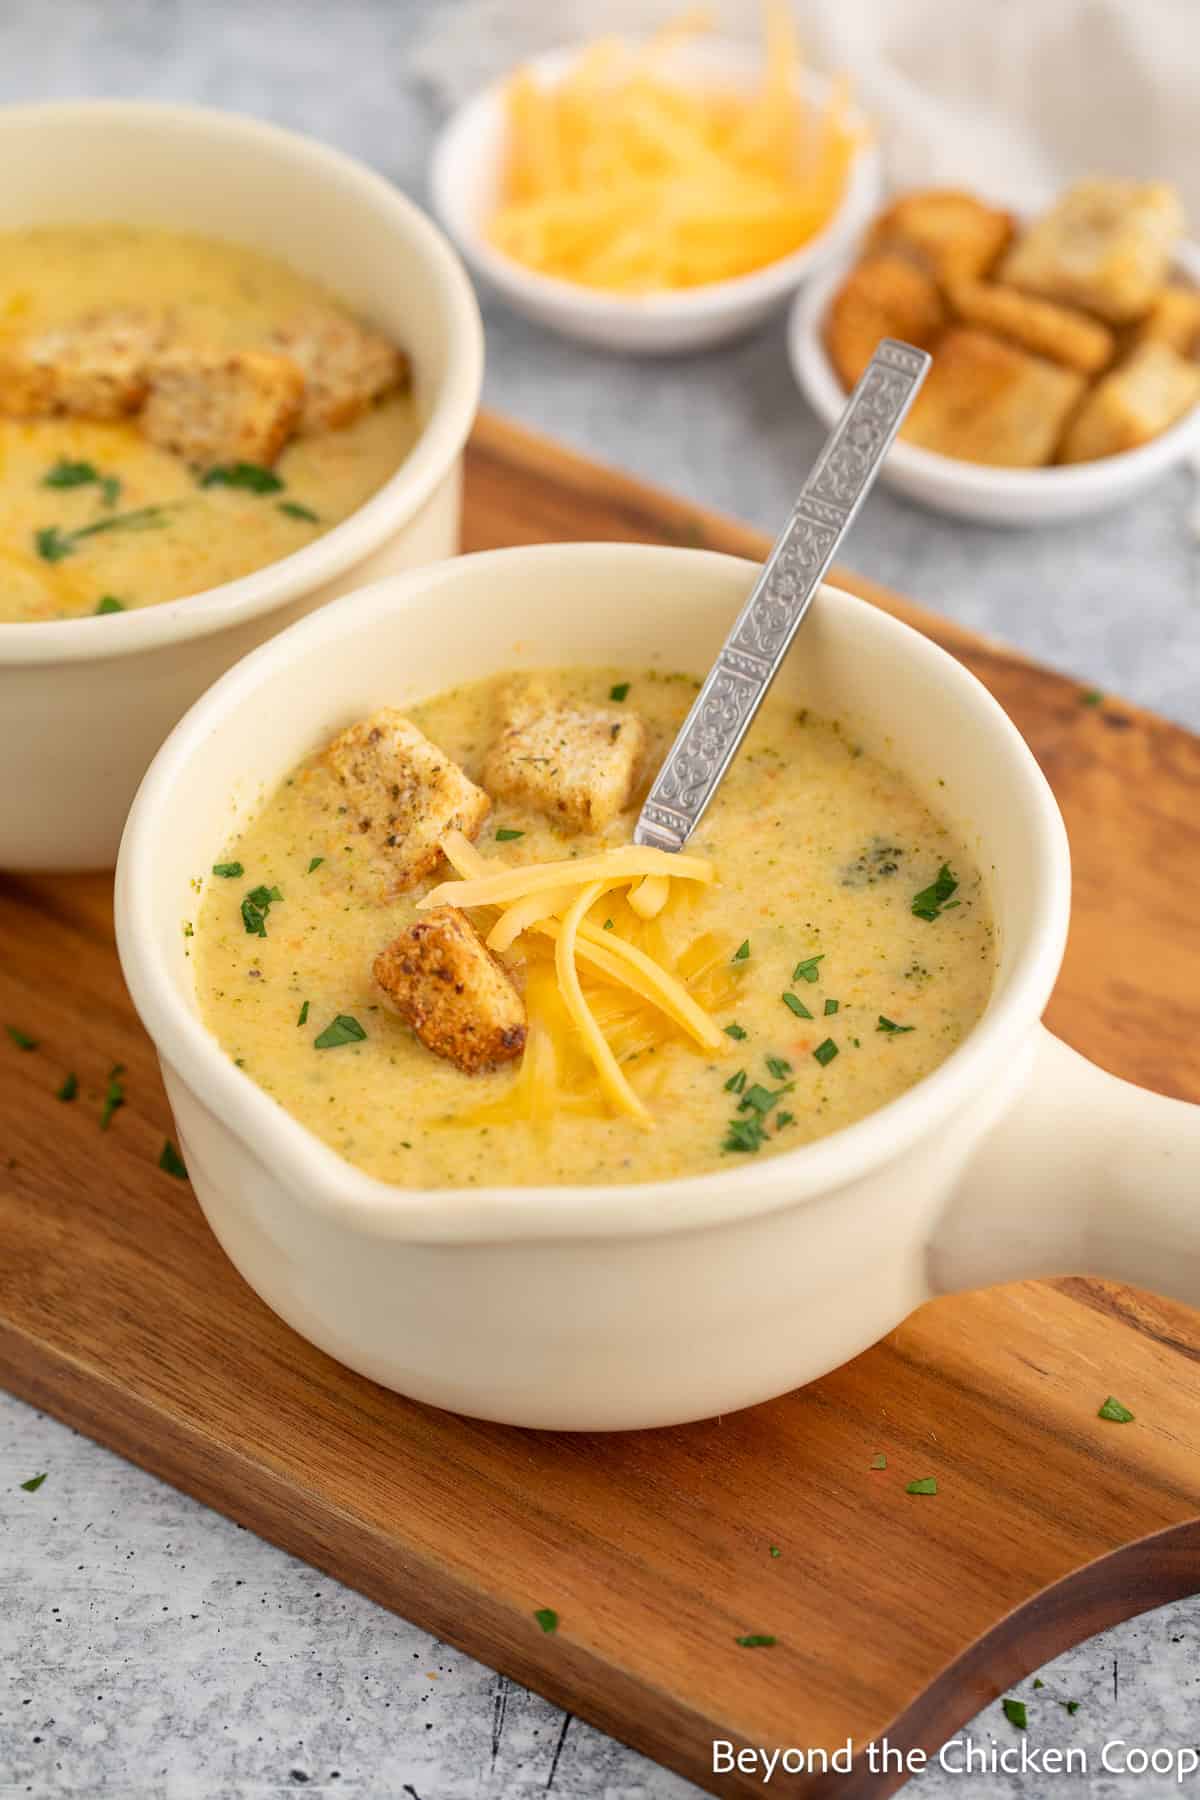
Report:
774,1111,794,1127
1002,1699,1027,1730
19,1472,47,1493
911,863,958,922
732,939,750,961
877,1016,914,1034
906,1477,937,1495
1033,1679,1044,1689
200,461,284,493
534,1607,558,1634
1098,1395,1135,1423
35,506,172,562
722,1068,793,1153
6,1025,37,1050
769,1545,781,1558
100,1065,125,1131
495,828,524,841
724,1022,747,1040
824,998,838,1015
602,918,615,930
1079,688,1104,707
722,1114,769,1154
781,992,812,1020
735,1635,776,1648
212,861,244,878
870,1453,887,1470
297,1001,310,1027
1061,1700,1080,1716
314,1014,367,1049
307,856,324,873
609,683,630,702
741,1082,792,1116
95,595,125,613
724,1069,747,1094
793,954,824,983
158,1139,188,1180
57,1072,78,1102
812,1038,838,1066
241,884,283,937
766,1056,792,1079
278,500,320,522
43,460,121,505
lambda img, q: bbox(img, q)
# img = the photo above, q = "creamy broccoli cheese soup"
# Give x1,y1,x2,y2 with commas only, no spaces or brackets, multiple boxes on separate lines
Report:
0,226,418,622
193,668,996,1188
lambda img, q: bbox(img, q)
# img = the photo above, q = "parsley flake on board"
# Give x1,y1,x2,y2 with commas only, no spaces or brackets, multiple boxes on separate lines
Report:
100,1065,125,1131
735,1635,776,1648
495,828,524,842
906,1477,938,1495
200,461,284,493
20,1472,47,1493
534,1607,558,1634
732,939,750,961
781,992,812,1020
1002,1699,1027,1730
241,884,283,937
812,1038,839,1067
314,1014,366,1050
158,1140,188,1180
724,1022,747,1040
6,1025,37,1050
212,861,244,879
57,1072,78,1102
769,1545,782,1558
911,864,958,922
877,1015,914,1035
609,682,630,702
792,954,824,983
1079,689,1104,708
1098,1395,1135,1423
278,500,320,522
870,1453,887,1470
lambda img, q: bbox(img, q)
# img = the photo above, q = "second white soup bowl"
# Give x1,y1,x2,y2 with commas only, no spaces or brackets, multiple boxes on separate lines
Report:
115,545,1200,1430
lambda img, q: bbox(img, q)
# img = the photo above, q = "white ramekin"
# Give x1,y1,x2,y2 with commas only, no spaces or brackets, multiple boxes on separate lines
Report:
431,42,880,355
788,241,1200,525
115,544,1200,1431
0,101,483,870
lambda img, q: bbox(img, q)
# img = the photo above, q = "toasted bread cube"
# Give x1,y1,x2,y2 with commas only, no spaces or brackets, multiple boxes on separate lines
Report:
0,307,167,419
483,693,647,833
323,709,490,896
374,905,526,1073
1000,180,1184,325
901,327,1085,467
867,190,1015,283
1059,340,1200,464
140,348,304,467
1131,284,1200,358
824,253,945,390
270,307,409,434
946,279,1114,374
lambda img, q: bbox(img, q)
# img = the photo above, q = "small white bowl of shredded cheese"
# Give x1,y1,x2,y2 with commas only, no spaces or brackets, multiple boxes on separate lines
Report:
431,36,881,355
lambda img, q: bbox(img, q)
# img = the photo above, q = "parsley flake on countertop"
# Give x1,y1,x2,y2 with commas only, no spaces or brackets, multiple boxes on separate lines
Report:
495,828,524,841
6,1025,37,1050
870,1453,887,1470
1033,1679,1044,1689
1061,1700,1081,1716
877,1016,914,1034
609,682,630,702
724,1022,747,1040
911,863,958,922
200,461,284,493
314,1014,367,1050
735,1634,776,1648
813,1038,838,1067
297,1001,310,1027
732,939,750,961
1002,1699,1027,1730
1098,1395,1135,1422
534,1607,558,1634
279,500,320,522
241,884,283,937
57,1072,78,1102
19,1472,47,1492
781,992,812,1020
906,1477,938,1495
158,1140,188,1180
212,861,244,878
100,1065,125,1131
793,954,824,983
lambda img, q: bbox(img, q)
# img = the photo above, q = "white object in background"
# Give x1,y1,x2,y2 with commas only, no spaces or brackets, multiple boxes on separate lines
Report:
116,543,1200,1432
0,100,483,873
430,41,881,355
788,242,1200,527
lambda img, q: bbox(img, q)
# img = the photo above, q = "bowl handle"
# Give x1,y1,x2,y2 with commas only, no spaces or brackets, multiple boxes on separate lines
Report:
928,1025,1200,1303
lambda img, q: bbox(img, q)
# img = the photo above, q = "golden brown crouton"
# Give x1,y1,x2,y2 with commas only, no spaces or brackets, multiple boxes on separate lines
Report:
270,307,409,434
0,307,168,419
1131,284,1200,357
1000,180,1184,324
483,691,647,833
901,327,1085,466
374,905,526,1074
323,709,490,896
824,253,945,391
946,279,1114,374
1059,340,1200,464
867,190,1015,283
139,348,304,468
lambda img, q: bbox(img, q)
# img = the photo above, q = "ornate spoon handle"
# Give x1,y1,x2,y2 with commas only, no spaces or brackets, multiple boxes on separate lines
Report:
634,338,931,853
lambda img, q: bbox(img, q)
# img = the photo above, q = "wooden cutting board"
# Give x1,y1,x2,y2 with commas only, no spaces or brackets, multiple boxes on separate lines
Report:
3,411,1200,1799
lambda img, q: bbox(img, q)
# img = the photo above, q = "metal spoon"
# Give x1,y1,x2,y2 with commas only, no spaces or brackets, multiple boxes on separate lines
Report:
633,338,931,854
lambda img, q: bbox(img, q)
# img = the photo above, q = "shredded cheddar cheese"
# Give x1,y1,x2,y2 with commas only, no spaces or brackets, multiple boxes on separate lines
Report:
488,5,859,294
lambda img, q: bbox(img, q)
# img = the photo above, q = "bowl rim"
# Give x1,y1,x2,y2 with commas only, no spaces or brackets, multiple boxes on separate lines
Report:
430,39,882,323
789,238,1200,498
0,98,484,668
115,542,1072,1245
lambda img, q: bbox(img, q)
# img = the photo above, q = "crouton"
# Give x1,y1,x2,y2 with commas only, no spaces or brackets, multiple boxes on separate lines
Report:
1000,180,1184,324
140,348,304,468
270,307,409,434
867,190,1015,283
0,307,168,420
1131,284,1200,358
946,279,1114,374
483,691,647,833
323,709,490,896
901,327,1085,466
1059,339,1200,464
824,253,945,391
374,905,526,1073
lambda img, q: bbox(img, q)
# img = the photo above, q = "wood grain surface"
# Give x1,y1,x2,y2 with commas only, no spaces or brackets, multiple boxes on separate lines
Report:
2,409,1199,1798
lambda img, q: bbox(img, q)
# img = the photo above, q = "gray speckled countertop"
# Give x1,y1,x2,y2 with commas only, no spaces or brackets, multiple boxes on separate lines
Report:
2,3,1199,1796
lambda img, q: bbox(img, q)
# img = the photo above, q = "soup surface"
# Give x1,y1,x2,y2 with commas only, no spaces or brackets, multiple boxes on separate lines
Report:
194,668,996,1188
0,227,419,621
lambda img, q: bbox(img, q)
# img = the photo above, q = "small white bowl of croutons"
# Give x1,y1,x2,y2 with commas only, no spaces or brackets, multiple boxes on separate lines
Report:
431,17,881,355
789,182,1200,525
